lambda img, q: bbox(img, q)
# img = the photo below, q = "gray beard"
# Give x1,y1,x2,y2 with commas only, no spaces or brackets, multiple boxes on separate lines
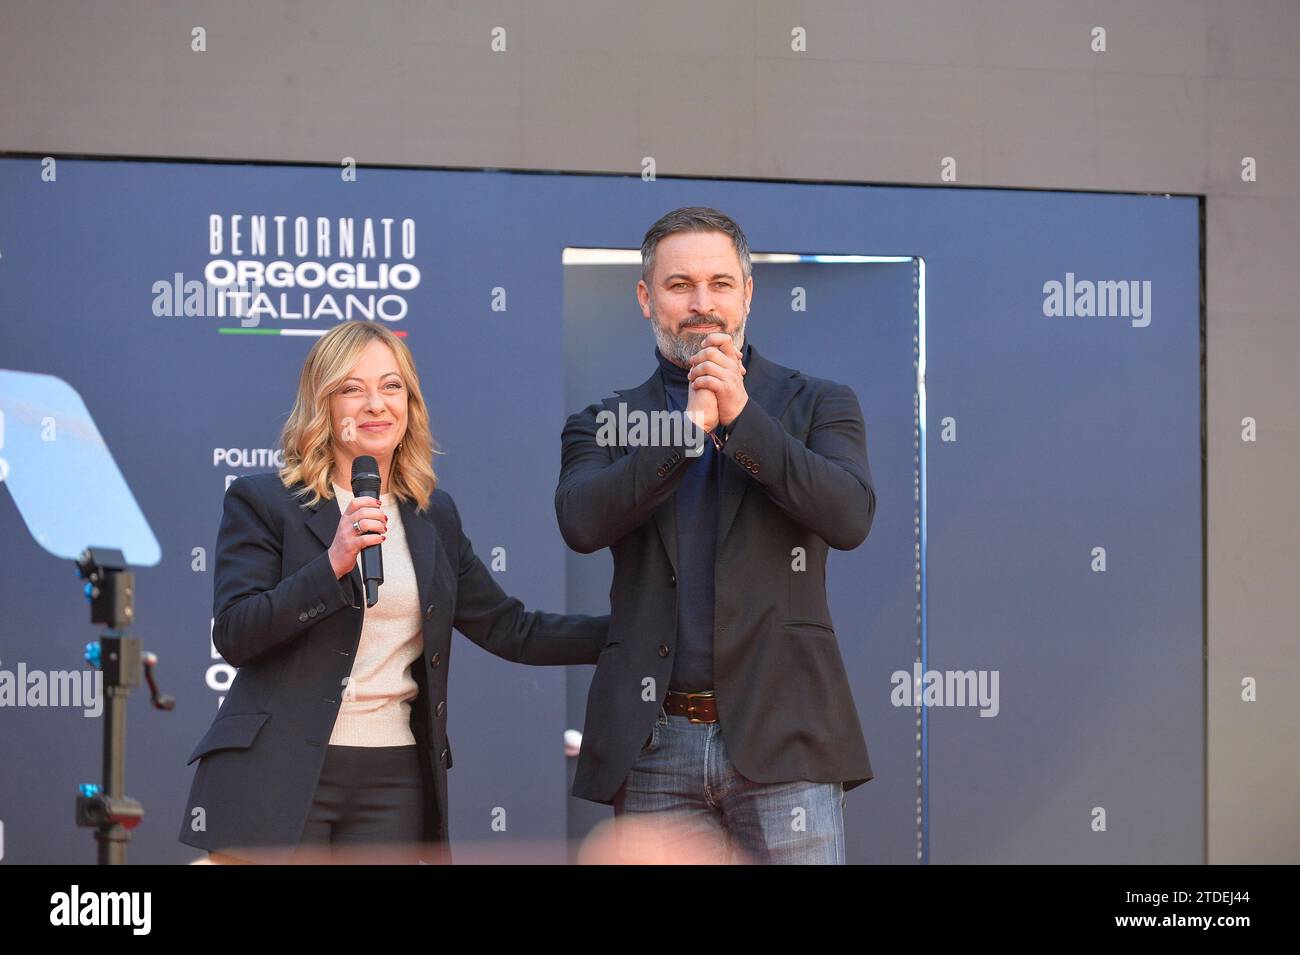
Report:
652,314,747,368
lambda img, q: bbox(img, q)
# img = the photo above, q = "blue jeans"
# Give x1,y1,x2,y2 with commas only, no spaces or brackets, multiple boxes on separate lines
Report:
612,707,846,864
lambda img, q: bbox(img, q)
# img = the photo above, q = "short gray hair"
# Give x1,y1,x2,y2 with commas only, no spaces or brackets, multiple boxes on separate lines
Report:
640,206,752,287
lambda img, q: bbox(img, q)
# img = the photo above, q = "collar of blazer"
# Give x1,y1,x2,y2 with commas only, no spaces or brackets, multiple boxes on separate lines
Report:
604,342,807,570
299,480,440,617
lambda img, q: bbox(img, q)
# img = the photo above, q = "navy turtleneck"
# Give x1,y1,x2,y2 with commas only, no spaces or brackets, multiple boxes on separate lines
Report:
654,340,752,692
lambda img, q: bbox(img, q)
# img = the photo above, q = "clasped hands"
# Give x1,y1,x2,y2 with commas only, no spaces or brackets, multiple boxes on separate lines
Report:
684,332,748,434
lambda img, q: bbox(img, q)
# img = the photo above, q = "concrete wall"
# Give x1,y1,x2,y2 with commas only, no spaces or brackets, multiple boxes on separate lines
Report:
2,0,1295,862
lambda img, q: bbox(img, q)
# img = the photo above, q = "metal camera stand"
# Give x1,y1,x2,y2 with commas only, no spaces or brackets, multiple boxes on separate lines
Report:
73,546,174,864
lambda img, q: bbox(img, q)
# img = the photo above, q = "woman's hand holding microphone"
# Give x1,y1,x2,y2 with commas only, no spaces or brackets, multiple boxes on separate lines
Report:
328,497,387,580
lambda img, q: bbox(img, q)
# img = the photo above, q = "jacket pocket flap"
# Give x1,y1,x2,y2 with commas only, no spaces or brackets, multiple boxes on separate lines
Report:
187,712,271,765
783,620,837,637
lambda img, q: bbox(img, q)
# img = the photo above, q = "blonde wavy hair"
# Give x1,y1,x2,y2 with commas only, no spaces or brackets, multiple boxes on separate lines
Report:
278,321,439,513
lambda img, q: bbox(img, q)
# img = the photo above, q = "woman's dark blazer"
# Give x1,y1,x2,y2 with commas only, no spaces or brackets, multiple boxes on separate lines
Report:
178,471,607,863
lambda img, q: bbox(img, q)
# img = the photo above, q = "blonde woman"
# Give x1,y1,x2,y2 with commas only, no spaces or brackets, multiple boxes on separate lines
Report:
179,321,606,863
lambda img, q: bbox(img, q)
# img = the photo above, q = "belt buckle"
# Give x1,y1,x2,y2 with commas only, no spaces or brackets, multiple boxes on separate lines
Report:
682,690,715,723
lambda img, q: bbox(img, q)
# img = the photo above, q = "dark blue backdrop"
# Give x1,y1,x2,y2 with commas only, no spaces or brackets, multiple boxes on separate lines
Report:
0,158,1200,863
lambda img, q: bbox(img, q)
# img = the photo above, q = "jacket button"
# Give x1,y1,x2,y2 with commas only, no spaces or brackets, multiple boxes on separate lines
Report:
298,612,309,622
425,603,435,618
669,573,676,587
658,644,670,657
430,652,441,667
440,748,450,767
656,467,665,478
308,607,318,618
435,700,446,717
316,602,326,613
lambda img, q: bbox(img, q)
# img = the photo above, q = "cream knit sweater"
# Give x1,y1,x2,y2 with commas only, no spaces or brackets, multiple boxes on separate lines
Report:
327,481,423,747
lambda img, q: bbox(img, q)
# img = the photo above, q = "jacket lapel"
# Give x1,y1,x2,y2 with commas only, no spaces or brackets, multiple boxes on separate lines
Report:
398,496,437,619
302,484,438,617
715,345,804,545
606,372,678,575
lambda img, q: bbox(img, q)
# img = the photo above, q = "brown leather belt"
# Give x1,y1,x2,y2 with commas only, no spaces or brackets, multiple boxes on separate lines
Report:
663,690,718,723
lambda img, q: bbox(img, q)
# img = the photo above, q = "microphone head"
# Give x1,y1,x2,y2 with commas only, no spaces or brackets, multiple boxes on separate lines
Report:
351,455,382,498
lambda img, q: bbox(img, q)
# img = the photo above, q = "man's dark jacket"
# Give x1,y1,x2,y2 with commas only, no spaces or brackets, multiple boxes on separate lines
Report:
556,342,876,804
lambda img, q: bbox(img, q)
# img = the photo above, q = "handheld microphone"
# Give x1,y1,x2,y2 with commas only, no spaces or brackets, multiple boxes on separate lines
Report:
351,455,384,608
